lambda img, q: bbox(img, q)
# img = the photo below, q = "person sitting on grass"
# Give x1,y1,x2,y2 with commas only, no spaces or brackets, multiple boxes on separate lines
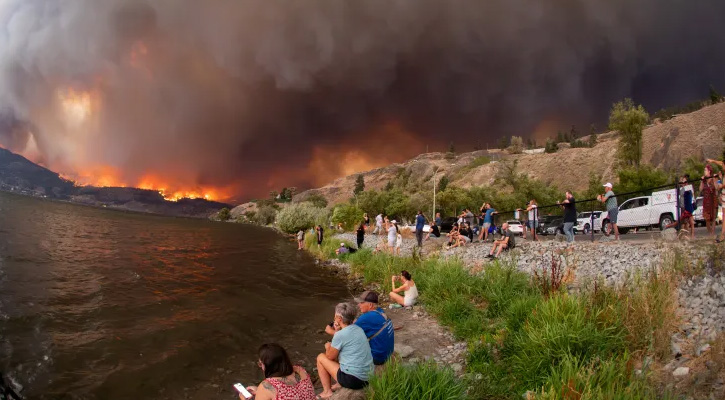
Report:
317,303,373,399
335,243,349,255
486,222,515,259
389,270,419,307
241,343,316,400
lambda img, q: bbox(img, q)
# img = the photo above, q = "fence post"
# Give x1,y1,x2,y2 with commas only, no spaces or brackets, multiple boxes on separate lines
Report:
533,206,537,241
675,180,681,232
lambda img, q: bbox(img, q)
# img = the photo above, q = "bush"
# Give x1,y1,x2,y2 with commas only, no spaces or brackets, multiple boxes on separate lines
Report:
609,98,649,167
216,207,231,221
510,136,524,154
276,202,328,233
330,204,364,231
252,205,278,225
367,359,466,400
305,193,328,208
545,139,558,153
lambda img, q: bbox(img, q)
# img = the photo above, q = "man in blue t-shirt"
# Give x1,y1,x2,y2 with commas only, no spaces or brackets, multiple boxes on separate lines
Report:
415,210,427,247
478,203,497,242
326,291,394,365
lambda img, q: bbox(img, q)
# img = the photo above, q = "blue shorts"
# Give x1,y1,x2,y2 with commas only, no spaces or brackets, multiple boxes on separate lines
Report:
526,221,539,229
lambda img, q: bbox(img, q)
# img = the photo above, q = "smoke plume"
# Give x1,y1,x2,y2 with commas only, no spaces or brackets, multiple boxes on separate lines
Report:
0,0,724,200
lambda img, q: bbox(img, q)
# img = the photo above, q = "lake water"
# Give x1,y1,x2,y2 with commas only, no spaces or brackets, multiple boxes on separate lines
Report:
0,192,349,399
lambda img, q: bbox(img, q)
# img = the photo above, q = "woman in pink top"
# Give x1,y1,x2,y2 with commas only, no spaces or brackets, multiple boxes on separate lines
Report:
242,344,316,400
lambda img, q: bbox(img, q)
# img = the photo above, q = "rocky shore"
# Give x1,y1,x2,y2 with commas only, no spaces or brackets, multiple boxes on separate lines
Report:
334,230,725,397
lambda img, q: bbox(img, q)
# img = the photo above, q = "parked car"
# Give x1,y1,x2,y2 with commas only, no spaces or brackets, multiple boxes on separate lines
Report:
693,197,723,226
506,220,524,236
600,186,692,235
537,215,561,236
576,211,603,234
542,217,566,236
439,217,460,233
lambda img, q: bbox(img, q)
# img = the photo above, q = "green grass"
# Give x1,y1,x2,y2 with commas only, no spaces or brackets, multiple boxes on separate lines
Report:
307,235,682,399
366,359,466,400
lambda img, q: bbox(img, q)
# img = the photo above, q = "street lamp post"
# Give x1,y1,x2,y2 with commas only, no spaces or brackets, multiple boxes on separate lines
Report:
433,166,440,220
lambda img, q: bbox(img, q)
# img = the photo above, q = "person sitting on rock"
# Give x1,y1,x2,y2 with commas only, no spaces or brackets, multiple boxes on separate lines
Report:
324,291,394,367
242,343,316,400
425,222,441,240
390,270,419,307
486,222,515,259
317,303,374,399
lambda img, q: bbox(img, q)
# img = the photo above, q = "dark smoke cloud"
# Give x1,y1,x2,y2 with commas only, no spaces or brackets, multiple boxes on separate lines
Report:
0,0,724,200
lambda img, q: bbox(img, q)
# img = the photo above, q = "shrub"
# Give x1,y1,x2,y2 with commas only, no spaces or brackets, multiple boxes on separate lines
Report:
367,359,466,400
252,205,278,225
330,204,364,231
216,207,231,221
305,193,328,208
545,139,558,153
510,136,524,154
276,202,329,233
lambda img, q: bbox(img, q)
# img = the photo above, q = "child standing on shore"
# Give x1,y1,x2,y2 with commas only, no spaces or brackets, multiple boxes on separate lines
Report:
297,229,305,250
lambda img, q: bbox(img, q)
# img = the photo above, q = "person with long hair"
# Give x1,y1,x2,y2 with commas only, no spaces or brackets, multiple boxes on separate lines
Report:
387,220,398,254
242,344,316,400
701,164,718,238
389,270,419,307
518,199,540,241
356,222,366,249
315,225,324,249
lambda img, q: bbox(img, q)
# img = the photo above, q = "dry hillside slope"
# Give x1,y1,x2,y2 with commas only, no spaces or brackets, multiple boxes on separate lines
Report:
292,102,725,206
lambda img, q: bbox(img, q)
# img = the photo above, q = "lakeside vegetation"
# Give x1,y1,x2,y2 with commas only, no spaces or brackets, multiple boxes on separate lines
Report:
305,235,691,399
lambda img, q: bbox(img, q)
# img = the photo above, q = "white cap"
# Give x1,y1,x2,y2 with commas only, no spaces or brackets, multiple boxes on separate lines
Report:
391,220,397,224
603,183,613,188
340,243,345,246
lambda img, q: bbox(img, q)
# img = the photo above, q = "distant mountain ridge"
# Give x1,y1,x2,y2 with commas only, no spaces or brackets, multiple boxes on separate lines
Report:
0,147,229,218
295,102,725,206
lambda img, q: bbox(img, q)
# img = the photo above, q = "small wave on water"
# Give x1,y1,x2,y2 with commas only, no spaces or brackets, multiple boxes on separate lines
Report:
0,193,348,399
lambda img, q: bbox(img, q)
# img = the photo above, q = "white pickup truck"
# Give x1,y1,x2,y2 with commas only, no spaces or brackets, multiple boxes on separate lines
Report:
600,186,692,234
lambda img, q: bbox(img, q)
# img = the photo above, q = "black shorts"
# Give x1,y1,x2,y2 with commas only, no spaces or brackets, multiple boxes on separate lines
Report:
337,369,368,390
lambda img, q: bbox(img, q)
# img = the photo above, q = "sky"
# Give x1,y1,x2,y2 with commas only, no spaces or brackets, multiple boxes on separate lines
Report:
0,0,724,201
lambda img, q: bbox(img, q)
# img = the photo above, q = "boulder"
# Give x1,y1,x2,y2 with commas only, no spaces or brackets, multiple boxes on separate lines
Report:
330,388,367,400
394,344,415,358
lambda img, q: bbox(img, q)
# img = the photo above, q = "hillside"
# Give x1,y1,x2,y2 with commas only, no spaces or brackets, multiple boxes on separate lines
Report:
295,102,725,205
0,146,230,218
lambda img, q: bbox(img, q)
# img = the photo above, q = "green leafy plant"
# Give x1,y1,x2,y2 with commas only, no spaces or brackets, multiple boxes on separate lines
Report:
609,98,649,167
276,202,329,233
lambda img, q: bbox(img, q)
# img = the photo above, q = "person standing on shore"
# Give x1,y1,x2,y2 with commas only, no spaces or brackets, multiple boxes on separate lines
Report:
701,164,719,239
363,213,370,228
479,203,496,242
316,225,324,249
598,183,620,240
387,220,397,253
706,159,725,242
373,213,383,235
517,200,539,241
415,210,426,248
558,191,577,244
435,212,442,226
297,229,305,250
356,222,365,249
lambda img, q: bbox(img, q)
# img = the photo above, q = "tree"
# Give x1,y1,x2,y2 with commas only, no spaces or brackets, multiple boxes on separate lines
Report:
381,189,412,220
545,139,558,153
569,125,579,140
437,186,473,216
437,175,449,192
353,174,365,196
357,190,385,216
269,190,279,200
710,85,723,104
217,207,231,221
588,133,598,148
609,98,649,167
509,136,524,154
276,203,329,233
254,205,278,225
445,142,456,160
305,193,328,208
331,204,364,231
616,165,669,196
498,136,510,150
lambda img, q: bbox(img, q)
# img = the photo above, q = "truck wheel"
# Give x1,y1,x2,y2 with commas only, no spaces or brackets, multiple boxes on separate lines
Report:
602,220,611,236
659,214,674,231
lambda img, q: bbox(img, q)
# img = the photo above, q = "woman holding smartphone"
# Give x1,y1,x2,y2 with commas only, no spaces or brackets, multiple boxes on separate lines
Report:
241,343,316,400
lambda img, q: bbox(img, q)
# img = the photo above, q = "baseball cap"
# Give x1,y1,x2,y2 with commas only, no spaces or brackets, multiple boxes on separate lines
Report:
340,243,345,246
603,183,613,188
355,290,379,304
391,220,397,224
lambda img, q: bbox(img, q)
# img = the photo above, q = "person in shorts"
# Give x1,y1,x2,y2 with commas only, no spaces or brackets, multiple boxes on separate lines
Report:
486,222,515,258
598,183,619,240
479,203,496,242
317,303,373,398
518,199,539,241
297,229,305,250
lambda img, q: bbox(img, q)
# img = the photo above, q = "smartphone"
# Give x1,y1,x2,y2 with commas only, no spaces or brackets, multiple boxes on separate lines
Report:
233,383,253,399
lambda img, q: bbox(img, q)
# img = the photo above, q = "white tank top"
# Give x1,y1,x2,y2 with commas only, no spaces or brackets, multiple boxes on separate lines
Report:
404,282,419,305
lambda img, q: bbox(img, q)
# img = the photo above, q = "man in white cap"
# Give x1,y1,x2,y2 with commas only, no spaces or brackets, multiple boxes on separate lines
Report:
335,242,350,255
597,183,619,240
